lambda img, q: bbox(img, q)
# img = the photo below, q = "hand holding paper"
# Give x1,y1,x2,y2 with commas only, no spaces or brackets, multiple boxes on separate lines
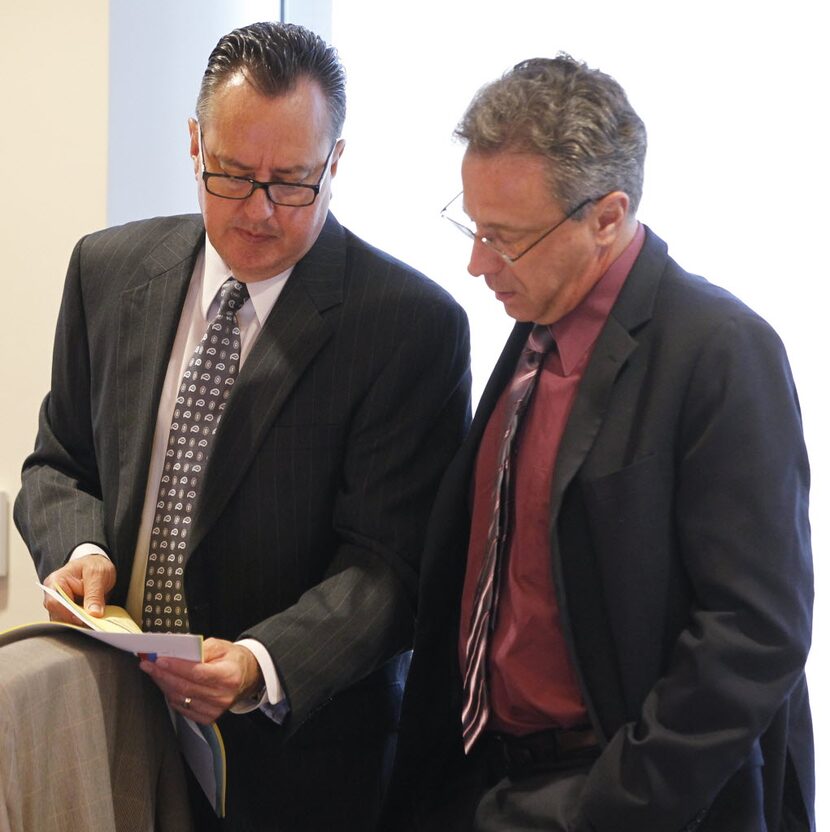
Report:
41,554,116,622
37,582,203,661
140,637,264,724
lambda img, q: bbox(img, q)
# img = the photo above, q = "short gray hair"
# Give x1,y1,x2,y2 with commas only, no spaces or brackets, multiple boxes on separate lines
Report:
196,21,346,142
456,54,647,214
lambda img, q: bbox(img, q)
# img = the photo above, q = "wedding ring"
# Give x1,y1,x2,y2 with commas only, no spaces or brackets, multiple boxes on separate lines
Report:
183,696,192,709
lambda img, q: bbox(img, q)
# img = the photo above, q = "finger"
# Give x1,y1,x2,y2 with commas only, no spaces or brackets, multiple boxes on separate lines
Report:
140,660,224,704
156,656,203,679
199,640,260,699
201,637,232,662
43,596,86,625
42,571,86,624
155,655,239,696
80,557,115,616
141,659,238,721
168,690,225,724
44,571,85,602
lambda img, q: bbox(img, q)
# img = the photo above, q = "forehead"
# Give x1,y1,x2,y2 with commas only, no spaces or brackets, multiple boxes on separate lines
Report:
202,74,332,165
461,149,561,225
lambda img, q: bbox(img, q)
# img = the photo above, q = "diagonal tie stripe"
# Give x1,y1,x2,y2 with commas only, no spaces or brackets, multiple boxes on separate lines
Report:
461,324,554,753
142,278,250,633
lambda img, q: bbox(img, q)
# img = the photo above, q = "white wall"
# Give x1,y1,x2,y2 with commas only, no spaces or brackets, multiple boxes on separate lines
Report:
0,0,109,630
328,0,828,823
108,0,281,225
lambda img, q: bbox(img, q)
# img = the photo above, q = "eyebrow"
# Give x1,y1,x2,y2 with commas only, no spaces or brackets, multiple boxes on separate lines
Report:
213,150,312,180
462,206,534,236
476,220,536,236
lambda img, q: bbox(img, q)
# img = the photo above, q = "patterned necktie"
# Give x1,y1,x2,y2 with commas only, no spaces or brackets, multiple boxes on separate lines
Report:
142,278,250,633
461,324,555,753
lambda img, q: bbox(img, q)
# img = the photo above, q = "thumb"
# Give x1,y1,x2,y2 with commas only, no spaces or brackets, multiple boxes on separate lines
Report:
83,576,106,617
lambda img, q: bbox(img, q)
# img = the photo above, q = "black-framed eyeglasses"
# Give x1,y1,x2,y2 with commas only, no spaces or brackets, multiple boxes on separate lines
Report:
440,191,604,264
198,124,337,208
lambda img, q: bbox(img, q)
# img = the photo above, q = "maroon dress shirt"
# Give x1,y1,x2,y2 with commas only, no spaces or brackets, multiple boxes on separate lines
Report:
459,224,645,735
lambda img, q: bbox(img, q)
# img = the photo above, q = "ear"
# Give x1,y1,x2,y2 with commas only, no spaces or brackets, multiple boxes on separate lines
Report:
594,191,631,245
330,138,346,179
188,118,200,179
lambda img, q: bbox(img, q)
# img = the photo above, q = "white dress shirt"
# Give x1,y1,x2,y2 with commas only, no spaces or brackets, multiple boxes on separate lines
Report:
72,237,291,718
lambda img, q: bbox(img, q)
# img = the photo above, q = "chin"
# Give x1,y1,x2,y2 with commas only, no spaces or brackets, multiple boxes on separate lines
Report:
227,249,287,282
501,301,532,322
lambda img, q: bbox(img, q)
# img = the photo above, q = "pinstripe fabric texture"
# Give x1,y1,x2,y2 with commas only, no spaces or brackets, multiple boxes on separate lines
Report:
15,212,472,829
0,632,192,832
460,325,554,753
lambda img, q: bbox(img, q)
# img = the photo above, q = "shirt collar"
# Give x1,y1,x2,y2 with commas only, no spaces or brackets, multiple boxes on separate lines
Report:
202,237,293,324
549,222,645,375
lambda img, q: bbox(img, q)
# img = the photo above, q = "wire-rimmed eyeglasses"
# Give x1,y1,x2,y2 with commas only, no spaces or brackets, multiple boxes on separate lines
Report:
440,191,604,264
198,123,337,208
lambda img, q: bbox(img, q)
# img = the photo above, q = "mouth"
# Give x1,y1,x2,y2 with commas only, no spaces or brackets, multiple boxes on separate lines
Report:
235,228,276,244
484,278,514,302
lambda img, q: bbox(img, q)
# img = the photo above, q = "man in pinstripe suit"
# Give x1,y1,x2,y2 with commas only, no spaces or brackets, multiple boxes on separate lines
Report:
15,22,470,831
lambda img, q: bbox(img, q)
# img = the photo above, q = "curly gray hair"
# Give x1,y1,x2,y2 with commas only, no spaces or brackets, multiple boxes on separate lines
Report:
456,54,646,215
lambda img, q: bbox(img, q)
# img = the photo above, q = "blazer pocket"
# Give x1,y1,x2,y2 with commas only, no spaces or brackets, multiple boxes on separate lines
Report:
582,453,664,506
580,454,674,562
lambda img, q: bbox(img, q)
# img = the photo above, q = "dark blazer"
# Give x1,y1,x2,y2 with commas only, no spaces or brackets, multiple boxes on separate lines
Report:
15,212,472,831
384,227,814,831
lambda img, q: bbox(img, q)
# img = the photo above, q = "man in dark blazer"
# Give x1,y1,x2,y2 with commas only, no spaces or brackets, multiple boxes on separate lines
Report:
383,56,814,831
14,22,470,831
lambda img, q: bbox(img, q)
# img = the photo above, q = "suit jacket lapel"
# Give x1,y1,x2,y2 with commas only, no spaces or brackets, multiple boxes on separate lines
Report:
188,213,346,554
114,217,205,562
435,227,668,577
435,322,530,536
551,227,667,514
548,227,669,735
466,224,666,512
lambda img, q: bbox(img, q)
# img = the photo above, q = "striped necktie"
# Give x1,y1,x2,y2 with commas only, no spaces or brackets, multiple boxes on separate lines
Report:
461,324,555,753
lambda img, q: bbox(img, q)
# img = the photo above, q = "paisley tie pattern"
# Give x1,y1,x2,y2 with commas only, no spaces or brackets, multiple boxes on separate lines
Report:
142,278,250,632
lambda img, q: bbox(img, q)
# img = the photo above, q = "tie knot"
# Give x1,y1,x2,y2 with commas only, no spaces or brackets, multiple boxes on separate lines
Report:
217,278,250,317
526,324,554,355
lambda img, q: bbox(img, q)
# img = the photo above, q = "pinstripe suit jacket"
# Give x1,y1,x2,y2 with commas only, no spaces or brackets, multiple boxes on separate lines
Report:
15,212,471,829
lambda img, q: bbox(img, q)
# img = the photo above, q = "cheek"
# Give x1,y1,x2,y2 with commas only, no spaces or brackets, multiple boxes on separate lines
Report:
282,203,328,242
515,269,546,298
202,199,240,234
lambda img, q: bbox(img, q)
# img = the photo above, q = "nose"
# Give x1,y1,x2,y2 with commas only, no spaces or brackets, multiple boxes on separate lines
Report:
242,186,276,222
467,237,505,278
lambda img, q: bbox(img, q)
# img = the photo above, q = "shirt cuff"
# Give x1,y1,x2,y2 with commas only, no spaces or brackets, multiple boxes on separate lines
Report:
69,544,110,561
231,638,289,724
